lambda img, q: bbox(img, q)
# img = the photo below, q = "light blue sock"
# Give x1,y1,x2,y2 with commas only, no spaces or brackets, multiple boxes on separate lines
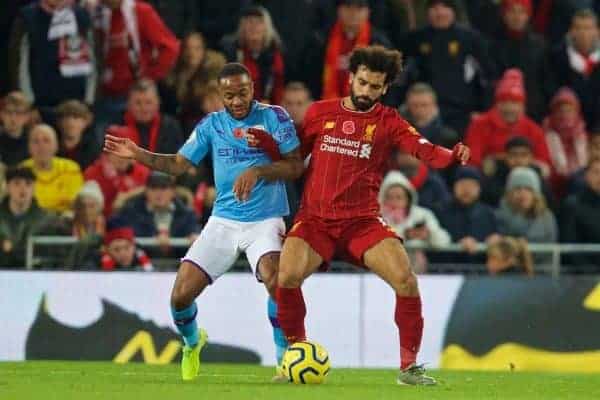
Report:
171,303,199,347
268,297,288,365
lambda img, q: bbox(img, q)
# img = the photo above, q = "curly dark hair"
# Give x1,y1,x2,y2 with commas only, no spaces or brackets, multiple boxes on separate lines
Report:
348,46,403,85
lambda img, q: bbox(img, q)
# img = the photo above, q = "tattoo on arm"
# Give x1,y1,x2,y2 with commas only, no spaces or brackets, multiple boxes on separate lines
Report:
254,148,304,182
135,149,192,176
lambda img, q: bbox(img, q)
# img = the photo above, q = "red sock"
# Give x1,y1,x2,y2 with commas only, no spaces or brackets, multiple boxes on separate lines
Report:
395,295,424,370
276,287,307,343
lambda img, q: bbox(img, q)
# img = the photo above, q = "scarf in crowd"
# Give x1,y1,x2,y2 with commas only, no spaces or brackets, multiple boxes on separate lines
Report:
543,92,588,176
567,38,600,77
96,0,140,71
124,110,161,152
41,0,92,77
322,21,371,99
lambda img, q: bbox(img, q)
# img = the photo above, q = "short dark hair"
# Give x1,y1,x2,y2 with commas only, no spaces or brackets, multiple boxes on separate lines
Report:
505,136,533,152
218,63,251,81
5,167,35,183
349,46,403,85
572,9,597,24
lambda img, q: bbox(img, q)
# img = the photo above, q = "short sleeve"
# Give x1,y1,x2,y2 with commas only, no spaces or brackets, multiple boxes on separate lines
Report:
178,116,212,165
268,106,300,154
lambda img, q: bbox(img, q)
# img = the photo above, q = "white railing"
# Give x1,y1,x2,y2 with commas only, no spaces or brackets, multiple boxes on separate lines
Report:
24,235,600,276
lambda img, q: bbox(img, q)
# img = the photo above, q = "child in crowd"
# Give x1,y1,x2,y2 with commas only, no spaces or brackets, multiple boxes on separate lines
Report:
0,92,32,166
101,226,153,271
486,236,534,276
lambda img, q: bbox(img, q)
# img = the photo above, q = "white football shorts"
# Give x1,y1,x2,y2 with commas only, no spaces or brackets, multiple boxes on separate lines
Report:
181,216,285,283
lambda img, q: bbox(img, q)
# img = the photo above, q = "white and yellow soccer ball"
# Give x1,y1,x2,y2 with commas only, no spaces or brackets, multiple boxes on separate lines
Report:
281,340,330,384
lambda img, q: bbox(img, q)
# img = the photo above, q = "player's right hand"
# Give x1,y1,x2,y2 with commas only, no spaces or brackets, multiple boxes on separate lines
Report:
104,127,139,160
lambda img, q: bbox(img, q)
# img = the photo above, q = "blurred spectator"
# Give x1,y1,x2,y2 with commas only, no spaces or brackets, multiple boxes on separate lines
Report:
549,9,600,129
220,6,285,105
143,0,198,39
379,171,450,246
490,0,551,122
560,158,600,271
543,87,589,196
161,32,226,133
120,79,185,154
281,82,313,132
465,69,551,172
390,153,451,210
21,124,84,214
84,126,150,217
63,181,105,268
486,236,534,276
379,171,450,272
314,0,391,33
398,0,469,31
101,225,153,271
435,166,498,254
9,0,95,117
401,82,459,148
400,0,495,134
0,1,33,95
257,0,317,84
55,100,101,169
464,0,503,38
0,167,56,268
118,172,200,256
0,92,32,166
303,0,392,99
566,132,600,195
533,0,593,43
93,0,180,130
197,0,252,50
496,166,558,243
481,136,555,209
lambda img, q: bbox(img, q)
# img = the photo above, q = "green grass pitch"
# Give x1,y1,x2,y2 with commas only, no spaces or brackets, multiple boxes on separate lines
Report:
1,362,599,400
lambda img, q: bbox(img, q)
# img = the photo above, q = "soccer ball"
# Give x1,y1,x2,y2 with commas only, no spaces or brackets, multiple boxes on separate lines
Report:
281,341,330,384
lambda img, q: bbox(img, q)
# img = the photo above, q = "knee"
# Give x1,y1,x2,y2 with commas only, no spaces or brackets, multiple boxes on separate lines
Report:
277,261,304,288
394,268,419,296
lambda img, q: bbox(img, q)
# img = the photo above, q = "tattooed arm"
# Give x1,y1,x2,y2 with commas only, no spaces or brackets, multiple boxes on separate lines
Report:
104,134,192,176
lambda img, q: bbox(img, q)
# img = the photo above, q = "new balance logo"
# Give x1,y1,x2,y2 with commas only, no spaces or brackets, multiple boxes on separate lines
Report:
359,144,372,159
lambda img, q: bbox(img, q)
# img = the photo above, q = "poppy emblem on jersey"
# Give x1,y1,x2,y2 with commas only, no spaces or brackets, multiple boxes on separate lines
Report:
233,128,244,139
342,120,356,135
362,124,377,142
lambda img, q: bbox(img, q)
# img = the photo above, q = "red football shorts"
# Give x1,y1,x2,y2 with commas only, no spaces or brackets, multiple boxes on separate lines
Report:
286,213,401,268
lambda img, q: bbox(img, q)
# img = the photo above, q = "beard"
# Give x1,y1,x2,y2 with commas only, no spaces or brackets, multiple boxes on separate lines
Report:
350,91,379,111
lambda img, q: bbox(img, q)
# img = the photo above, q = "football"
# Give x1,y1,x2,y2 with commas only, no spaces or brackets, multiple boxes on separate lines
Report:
281,341,331,384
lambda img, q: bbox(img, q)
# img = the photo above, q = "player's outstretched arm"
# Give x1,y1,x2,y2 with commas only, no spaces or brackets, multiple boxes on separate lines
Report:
104,134,192,176
233,148,303,201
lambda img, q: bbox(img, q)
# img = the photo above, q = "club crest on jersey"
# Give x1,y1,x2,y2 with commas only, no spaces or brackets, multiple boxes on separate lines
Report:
342,120,356,135
362,124,376,142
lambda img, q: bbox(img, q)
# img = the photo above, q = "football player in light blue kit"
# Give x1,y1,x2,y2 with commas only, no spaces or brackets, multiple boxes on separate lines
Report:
104,63,303,381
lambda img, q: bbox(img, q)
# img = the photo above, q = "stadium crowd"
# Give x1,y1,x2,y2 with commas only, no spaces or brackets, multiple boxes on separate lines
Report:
1,0,600,274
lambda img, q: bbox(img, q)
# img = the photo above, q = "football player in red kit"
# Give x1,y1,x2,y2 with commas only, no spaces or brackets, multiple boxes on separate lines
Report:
255,45,470,385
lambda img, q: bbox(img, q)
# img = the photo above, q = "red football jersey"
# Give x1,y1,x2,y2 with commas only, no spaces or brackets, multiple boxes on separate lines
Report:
298,99,454,219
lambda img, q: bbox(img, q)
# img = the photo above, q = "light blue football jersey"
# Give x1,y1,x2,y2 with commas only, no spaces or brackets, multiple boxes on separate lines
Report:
178,101,300,222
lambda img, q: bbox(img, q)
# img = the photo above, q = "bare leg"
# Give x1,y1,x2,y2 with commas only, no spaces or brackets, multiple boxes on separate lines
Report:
363,238,424,370
170,261,211,347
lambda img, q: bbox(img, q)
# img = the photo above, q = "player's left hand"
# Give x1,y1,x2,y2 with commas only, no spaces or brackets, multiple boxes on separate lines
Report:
452,143,470,165
233,167,259,202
